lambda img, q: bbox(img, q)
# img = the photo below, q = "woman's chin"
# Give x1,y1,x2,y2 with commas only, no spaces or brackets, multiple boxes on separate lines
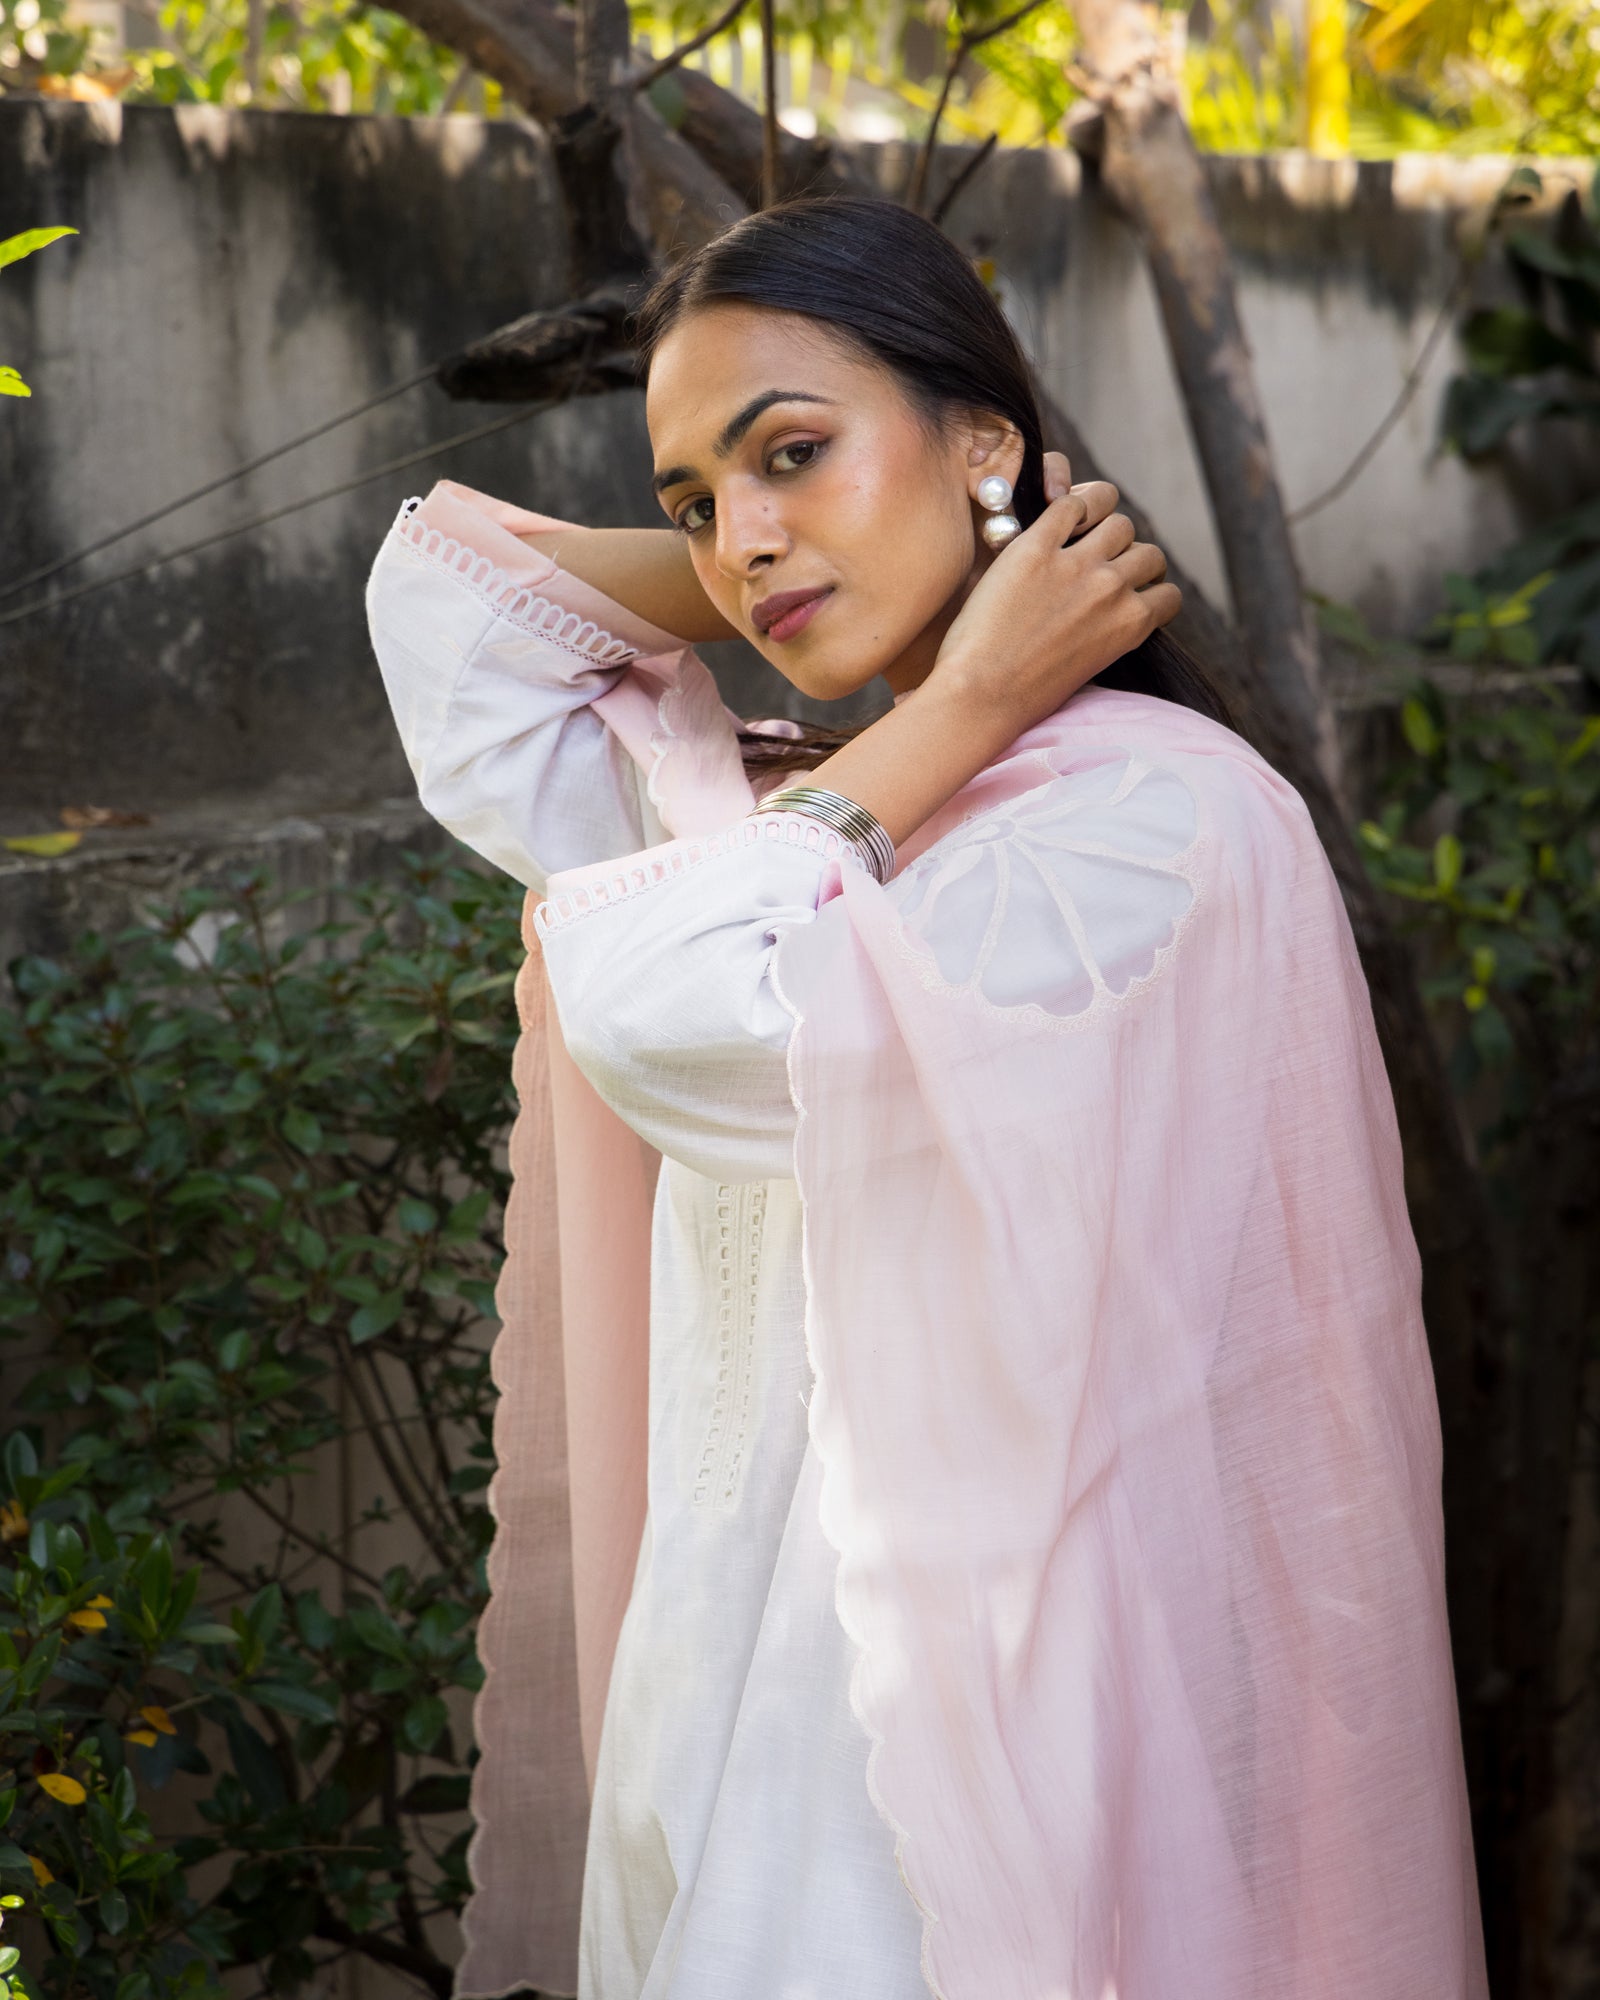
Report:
758,639,897,705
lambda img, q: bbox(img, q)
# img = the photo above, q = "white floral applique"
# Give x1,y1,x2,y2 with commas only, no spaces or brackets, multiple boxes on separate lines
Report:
887,751,1201,1019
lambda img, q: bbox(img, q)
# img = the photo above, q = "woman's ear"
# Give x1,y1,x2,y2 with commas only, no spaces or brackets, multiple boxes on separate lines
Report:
965,417,1026,502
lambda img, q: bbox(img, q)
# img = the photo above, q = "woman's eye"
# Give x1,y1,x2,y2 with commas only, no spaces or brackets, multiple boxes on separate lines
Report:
678,497,714,534
770,439,822,474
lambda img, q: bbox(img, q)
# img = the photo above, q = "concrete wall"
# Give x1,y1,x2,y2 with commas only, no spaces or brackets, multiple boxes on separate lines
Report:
1,97,1592,829
0,100,672,824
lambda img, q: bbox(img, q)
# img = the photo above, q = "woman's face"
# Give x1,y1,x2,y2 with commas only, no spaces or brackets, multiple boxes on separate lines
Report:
645,304,1021,700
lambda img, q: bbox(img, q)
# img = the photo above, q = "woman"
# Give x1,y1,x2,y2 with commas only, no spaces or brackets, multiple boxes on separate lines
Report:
367,197,1486,2000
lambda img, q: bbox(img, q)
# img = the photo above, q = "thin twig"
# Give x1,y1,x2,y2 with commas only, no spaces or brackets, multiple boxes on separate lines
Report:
760,0,779,208
343,1349,460,1574
234,1479,389,1594
907,0,1049,213
931,130,999,226
626,0,748,92
1288,268,1470,525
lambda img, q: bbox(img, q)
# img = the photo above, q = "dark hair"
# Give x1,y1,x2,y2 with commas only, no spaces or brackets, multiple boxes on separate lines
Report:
635,195,1232,776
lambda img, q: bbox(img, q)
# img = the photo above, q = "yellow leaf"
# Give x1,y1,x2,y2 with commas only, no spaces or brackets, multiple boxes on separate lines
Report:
2,831,82,858
27,1857,53,1887
125,1730,159,1749
85,1595,113,1610
139,1704,176,1735
37,1774,86,1805
66,1609,107,1631
0,1501,26,1543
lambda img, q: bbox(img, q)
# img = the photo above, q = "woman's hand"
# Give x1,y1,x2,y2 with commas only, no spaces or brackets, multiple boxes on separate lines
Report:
931,454,1181,739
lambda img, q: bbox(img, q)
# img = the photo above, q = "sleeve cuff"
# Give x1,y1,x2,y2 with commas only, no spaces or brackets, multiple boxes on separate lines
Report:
535,810,870,941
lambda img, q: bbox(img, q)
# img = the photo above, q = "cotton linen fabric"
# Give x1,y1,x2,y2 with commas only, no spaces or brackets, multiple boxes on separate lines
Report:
368,485,929,1999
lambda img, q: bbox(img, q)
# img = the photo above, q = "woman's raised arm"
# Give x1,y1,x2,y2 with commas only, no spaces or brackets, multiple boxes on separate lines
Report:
514,525,738,645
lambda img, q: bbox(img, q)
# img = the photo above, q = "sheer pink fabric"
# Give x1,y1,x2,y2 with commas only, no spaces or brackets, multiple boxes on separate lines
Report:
770,692,1487,2000
458,673,1487,1998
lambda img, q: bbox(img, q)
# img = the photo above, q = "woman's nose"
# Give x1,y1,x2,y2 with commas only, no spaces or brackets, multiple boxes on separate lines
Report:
714,483,787,580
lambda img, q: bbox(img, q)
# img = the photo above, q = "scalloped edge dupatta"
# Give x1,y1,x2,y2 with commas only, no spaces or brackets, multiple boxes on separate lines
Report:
453,561,1487,1998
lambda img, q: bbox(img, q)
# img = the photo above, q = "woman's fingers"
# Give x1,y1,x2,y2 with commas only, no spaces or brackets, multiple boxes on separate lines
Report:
1069,510,1137,562
1110,540,1168,590
1137,580,1184,631
1042,450,1072,501
1023,489,1090,548
1064,480,1120,541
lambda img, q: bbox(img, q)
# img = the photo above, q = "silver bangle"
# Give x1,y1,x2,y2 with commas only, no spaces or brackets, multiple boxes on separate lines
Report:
748,784,896,884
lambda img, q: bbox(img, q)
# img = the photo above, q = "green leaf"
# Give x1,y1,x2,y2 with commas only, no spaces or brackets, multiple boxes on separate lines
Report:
216,1329,251,1373
250,1679,338,1725
348,1292,404,1344
110,1766,136,1823
396,1196,437,1237
5,1434,39,1485
1433,834,1464,893
282,1107,322,1155
1401,697,1439,759
221,1710,286,1814
402,1695,448,1753
345,1602,408,1661
444,1189,492,1237
1460,307,1592,381
0,227,78,271
97,1887,128,1936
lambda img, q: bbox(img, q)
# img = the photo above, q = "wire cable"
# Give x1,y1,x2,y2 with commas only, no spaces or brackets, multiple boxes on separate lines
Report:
0,361,440,607
0,402,547,631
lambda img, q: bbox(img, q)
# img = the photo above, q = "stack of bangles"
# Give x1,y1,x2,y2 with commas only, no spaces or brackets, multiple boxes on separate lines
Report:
747,784,897,885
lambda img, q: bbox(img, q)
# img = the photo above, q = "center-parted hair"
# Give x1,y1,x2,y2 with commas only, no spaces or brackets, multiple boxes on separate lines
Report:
635,196,1232,756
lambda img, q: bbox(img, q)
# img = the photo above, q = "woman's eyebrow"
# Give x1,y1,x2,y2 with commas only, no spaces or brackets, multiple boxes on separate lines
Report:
651,390,835,495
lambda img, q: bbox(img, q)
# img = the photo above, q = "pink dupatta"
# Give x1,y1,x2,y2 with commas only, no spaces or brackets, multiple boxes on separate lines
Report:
458,640,1487,1997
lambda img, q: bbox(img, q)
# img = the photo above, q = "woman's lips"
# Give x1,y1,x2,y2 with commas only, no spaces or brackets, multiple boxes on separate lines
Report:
753,586,833,643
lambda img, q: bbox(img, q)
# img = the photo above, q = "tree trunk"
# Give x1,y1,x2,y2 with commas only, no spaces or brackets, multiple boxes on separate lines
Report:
1068,0,1342,804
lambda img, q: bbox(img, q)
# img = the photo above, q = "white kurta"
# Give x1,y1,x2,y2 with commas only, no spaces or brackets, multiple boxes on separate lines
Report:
367,506,930,1999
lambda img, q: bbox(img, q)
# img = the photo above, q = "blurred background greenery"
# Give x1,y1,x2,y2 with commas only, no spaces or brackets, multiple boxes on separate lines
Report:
1,0,1596,154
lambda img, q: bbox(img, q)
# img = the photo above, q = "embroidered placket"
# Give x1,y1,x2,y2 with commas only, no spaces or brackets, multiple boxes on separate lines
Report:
694,1182,768,1511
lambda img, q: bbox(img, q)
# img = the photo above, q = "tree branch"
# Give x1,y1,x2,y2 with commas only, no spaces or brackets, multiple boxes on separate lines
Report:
930,131,999,227
908,0,1050,213
626,0,747,94
375,0,745,255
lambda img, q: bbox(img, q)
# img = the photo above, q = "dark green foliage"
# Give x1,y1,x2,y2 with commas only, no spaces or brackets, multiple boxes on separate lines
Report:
1361,681,1600,1161
0,857,525,2000
1440,164,1600,677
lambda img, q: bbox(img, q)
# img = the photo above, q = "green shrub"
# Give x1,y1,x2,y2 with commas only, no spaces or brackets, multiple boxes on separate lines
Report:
1360,677,1600,1156
0,856,525,2000
1441,164,1600,678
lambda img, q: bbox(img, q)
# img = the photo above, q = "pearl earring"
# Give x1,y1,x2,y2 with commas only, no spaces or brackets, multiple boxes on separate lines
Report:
976,473,1020,551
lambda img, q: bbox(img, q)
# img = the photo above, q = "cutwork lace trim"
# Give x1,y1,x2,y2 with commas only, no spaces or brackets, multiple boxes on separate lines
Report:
693,1182,768,1510
532,812,869,938
394,497,636,665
